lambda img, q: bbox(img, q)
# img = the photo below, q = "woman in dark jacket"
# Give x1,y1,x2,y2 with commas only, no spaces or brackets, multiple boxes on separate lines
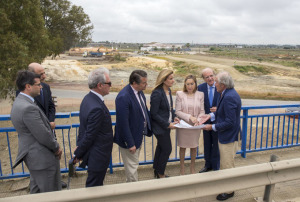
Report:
150,69,179,178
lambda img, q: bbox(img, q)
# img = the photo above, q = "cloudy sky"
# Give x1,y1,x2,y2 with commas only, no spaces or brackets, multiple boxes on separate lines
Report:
69,0,300,45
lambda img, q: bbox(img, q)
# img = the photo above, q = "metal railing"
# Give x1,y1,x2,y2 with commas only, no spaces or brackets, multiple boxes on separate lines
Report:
0,104,299,180
1,157,300,202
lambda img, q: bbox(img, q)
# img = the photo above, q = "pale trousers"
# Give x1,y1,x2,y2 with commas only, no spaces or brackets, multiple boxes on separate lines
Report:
218,141,238,170
120,147,141,182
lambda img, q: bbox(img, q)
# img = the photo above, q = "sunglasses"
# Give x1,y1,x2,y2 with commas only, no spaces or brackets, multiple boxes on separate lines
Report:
103,82,112,87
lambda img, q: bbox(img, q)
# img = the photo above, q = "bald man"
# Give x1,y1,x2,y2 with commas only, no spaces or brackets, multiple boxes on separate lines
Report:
27,63,56,130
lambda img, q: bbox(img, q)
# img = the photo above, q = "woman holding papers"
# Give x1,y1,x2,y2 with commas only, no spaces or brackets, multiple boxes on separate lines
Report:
150,69,179,178
175,75,205,175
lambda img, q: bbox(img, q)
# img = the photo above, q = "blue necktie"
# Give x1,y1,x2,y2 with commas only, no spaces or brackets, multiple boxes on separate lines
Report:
209,86,214,107
138,92,151,131
40,89,44,105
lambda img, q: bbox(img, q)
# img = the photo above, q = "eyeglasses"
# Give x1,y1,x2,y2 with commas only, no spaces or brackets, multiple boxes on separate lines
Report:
204,75,214,79
103,82,112,87
32,83,42,86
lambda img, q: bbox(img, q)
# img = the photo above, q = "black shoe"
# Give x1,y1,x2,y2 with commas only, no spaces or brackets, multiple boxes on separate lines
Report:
216,192,234,201
154,170,158,178
61,181,67,188
199,167,212,173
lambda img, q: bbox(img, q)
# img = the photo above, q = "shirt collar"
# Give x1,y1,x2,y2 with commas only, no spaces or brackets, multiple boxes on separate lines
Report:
207,82,216,89
90,90,104,101
130,85,139,94
20,92,35,103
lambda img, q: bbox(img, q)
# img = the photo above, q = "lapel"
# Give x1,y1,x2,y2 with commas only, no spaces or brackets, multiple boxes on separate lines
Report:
127,85,144,116
89,92,109,113
19,94,51,128
160,87,171,112
217,89,227,109
34,82,47,112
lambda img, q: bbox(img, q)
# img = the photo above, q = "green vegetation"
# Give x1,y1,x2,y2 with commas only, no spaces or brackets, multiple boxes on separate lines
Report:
113,53,126,62
0,0,93,99
234,65,270,75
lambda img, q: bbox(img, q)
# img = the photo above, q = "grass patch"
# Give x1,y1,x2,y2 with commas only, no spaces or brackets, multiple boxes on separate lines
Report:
234,65,270,75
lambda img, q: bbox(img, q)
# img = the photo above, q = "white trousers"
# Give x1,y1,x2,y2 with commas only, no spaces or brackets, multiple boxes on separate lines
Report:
120,147,141,182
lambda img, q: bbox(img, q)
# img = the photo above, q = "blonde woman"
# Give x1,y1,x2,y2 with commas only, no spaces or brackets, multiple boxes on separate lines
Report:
150,69,179,178
175,75,205,175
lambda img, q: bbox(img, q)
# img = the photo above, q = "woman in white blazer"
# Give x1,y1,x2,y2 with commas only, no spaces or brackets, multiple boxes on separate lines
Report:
175,75,205,175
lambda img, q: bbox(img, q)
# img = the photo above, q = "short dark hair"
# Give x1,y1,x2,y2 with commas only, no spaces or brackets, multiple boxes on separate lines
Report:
129,70,147,84
16,70,40,91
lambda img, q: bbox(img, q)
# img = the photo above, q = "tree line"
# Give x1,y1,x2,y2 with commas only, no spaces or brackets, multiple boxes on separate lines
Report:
0,0,93,99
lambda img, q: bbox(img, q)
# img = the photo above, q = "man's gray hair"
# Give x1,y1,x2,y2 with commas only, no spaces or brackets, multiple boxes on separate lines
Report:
88,67,109,89
216,71,234,89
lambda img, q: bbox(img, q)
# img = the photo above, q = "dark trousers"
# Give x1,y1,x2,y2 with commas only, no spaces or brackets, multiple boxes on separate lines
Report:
203,130,220,170
86,169,107,187
153,132,172,175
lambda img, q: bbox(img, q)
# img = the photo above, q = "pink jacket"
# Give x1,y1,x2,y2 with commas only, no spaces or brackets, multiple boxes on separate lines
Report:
175,91,205,123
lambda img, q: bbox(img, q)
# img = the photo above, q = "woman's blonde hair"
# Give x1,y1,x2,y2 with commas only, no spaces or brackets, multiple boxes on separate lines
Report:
183,75,197,93
153,69,174,90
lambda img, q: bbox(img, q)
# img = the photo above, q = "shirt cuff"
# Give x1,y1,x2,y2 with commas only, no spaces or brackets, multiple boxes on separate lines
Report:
210,113,215,121
212,124,217,131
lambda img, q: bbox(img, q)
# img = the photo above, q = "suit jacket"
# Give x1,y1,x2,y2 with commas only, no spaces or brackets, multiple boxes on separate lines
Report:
114,84,152,149
198,83,220,124
11,94,59,170
175,91,205,123
74,92,113,172
16,82,56,122
150,86,175,135
215,88,241,144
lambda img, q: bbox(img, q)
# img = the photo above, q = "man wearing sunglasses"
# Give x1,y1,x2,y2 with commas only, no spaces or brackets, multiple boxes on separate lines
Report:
74,67,114,187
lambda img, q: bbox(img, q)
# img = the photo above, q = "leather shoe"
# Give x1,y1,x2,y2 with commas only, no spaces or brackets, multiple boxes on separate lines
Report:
199,167,212,173
61,180,67,188
216,192,234,201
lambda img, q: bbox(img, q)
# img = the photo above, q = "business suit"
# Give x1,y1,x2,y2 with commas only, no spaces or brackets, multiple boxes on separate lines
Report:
74,92,113,187
11,93,61,193
114,84,151,182
16,82,56,122
150,86,175,175
214,88,241,169
198,83,220,170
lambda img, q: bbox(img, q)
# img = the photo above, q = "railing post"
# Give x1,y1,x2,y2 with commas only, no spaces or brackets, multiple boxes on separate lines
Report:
263,154,278,202
241,108,248,158
109,156,113,174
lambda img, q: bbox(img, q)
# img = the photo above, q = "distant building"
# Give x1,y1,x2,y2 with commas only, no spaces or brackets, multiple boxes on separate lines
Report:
140,42,182,51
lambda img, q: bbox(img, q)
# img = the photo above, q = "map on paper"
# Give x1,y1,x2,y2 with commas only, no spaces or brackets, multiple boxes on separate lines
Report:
174,120,205,129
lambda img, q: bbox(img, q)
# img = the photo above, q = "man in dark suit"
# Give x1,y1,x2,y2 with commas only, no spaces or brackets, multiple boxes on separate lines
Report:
197,68,220,172
114,70,151,182
11,70,62,193
74,67,113,187
201,71,241,201
27,63,67,188
28,63,56,130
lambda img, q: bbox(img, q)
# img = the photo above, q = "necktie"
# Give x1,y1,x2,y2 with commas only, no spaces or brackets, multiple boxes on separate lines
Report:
209,86,214,107
40,88,44,105
138,92,151,131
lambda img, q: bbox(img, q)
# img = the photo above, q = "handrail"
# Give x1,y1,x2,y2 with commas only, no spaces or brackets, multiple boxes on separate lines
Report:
1,158,300,202
0,104,299,179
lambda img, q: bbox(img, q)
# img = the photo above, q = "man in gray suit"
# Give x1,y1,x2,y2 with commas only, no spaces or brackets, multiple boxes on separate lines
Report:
11,70,62,193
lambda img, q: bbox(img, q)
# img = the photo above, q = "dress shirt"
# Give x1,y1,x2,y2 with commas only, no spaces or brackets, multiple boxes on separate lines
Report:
90,90,104,102
130,85,146,119
210,89,226,131
20,92,35,103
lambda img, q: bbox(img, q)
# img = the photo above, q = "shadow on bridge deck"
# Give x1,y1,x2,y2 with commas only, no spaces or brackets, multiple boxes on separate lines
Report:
1,147,300,201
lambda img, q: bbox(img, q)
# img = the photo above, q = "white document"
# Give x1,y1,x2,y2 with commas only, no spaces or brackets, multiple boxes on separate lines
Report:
174,120,205,129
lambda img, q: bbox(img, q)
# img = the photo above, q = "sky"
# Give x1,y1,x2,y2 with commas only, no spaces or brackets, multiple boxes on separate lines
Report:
69,0,300,45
